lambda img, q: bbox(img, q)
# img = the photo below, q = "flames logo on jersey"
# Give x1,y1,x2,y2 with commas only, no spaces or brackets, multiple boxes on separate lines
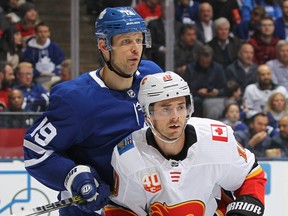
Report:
150,200,205,216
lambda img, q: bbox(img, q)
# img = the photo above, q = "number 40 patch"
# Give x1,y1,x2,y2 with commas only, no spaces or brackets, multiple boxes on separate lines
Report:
142,172,162,193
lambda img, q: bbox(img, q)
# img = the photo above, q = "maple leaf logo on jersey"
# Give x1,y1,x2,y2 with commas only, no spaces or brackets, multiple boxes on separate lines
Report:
210,124,228,142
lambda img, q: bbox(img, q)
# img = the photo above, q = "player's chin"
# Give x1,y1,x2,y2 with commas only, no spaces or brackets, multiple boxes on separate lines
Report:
167,130,183,139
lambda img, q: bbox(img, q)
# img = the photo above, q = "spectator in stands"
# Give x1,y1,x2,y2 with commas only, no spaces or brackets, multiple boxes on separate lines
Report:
1,0,23,24
22,22,65,84
234,112,272,158
243,64,287,116
175,0,200,24
0,61,14,110
223,80,242,107
206,0,242,29
265,92,288,131
6,88,25,111
269,115,288,157
14,2,40,44
13,62,49,112
241,0,282,22
221,103,248,132
50,59,72,90
1,88,37,128
174,24,202,76
248,16,279,64
182,44,226,118
146,3,182,70
195,2,214,43
234,5,266,41
224,80,249,121
274,1,288,40
208,17,243,69
1,60,15,88
135,0,162,23
225,43,258,94
0,27,23,69
267,40,288,91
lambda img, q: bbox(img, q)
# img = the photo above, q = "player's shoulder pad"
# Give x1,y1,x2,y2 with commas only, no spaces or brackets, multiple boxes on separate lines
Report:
138,60,163,76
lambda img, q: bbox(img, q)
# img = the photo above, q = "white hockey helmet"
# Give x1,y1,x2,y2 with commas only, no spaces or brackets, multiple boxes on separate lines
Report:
138,71,194,119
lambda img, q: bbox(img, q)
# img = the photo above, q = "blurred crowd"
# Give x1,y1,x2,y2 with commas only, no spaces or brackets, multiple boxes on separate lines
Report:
1,0,288,159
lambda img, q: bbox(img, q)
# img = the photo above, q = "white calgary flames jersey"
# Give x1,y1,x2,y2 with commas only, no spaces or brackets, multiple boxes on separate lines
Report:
110,117,257,216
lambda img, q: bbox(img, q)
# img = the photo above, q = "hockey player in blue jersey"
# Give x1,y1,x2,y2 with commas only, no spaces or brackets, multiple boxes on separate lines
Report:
23,7,162,216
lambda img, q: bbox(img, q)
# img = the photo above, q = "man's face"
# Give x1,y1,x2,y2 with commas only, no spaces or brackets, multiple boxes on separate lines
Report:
4,65,15,85
181,28,197,46
250,115,269,133
258,65,272,85
198,54,212,68
151,97,188,141
282,1,288,19
109,32,144,76
9,90,23,110
60,67,71,81
216,23,230,41
278,117,288,139
36,25,50,44
250,10,263,25
199,3,213,22
260,19,274,36
180,0,189,7
278,44,288,65
239,44,254,65
17,67,33,87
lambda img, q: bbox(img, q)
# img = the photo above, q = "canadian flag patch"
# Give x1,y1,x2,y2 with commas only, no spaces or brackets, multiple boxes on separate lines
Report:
211,124,228,142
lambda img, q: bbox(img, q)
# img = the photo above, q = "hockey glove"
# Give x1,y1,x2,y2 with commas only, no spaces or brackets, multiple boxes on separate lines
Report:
226,195,264,216
64,165,110,213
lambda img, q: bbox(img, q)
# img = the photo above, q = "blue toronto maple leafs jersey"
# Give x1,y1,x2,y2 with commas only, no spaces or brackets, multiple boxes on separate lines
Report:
23,60,162,191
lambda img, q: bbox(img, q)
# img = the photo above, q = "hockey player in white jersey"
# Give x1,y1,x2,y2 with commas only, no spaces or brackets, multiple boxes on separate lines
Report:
105,71,266,216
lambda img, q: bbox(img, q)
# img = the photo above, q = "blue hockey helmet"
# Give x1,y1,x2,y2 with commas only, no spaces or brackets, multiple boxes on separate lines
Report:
95,7,151,50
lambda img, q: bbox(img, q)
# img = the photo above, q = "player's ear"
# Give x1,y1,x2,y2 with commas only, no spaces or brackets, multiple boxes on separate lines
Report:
98,39,108,52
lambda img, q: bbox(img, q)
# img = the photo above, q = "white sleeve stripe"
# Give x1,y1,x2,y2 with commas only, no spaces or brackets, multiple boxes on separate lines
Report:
24,150,54,167
24,139,47,155
41,93,50,105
